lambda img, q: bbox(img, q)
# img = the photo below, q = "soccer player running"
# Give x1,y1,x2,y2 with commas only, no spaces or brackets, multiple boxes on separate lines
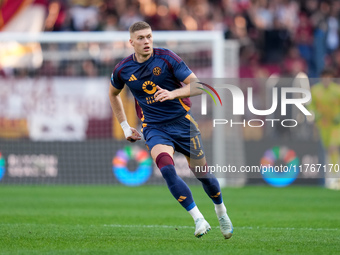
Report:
109,21,233,238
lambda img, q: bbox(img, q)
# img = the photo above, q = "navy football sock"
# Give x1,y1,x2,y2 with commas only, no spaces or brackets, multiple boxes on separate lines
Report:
160,165,196,211
198,173,223,204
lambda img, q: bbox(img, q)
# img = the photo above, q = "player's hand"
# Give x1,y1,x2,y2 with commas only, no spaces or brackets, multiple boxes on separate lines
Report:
154,86,175,102
126,127,142,143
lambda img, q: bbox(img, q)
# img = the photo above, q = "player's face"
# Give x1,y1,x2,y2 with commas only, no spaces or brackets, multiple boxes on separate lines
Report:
130,28,153,57
321,75,333,87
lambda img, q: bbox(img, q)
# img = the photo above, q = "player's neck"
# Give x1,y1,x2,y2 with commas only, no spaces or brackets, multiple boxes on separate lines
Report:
134,50,153,63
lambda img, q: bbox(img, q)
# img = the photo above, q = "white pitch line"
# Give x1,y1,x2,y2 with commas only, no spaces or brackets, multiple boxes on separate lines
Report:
104,224,340,232
104,224,194,229
1,223,338,232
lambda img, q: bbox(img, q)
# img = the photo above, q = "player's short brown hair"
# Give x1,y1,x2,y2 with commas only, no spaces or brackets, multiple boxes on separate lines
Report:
129,21,151,34
320,68,334,77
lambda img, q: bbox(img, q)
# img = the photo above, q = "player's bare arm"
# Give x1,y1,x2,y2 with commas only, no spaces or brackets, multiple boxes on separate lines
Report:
154,73,203,102
109,85,141,142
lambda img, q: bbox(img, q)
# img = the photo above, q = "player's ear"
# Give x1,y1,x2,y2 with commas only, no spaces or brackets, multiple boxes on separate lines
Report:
129,38,134,47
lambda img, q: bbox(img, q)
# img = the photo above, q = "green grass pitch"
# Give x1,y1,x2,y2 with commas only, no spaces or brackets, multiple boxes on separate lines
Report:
0,185,339,255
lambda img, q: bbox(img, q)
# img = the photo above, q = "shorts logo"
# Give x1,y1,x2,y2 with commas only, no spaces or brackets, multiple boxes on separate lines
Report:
142,81,157,94
153,67,161,76
197,150,204,158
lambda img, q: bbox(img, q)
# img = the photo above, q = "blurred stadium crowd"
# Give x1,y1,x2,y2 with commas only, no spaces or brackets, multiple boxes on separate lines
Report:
1,0,340,78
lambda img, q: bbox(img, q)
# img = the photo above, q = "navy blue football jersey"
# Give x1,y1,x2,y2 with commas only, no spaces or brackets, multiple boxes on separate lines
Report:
111,48,192,124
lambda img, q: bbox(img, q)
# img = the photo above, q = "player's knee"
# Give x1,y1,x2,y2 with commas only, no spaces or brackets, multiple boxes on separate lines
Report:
156,153,177,184
156,152,174,169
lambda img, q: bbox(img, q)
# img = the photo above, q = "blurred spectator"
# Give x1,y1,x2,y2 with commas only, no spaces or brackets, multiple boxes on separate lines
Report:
295,12,313,70
249,0,275,30
326,4,340,54
102,13,119,31
81,59,98,77
261,17,291,64
44,0,67,31
2,0,340,79
145,3,184,30
68,0,102,31
275,0,299,34
118,3,143,30
331,49,340,77
310,0,330,77
302,0,318,16
282,46,307,76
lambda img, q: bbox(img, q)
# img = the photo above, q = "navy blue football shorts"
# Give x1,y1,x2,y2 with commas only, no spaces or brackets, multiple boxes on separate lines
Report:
142,113,205,160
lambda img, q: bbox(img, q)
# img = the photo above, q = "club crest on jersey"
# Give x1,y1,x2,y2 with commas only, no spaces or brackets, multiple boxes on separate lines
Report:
153,67,162,76
142,81,157,95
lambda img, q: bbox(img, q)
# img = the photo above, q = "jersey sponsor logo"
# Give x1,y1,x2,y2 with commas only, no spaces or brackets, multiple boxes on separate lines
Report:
153,66,162,76
142,81,157,95
128,74,137,81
